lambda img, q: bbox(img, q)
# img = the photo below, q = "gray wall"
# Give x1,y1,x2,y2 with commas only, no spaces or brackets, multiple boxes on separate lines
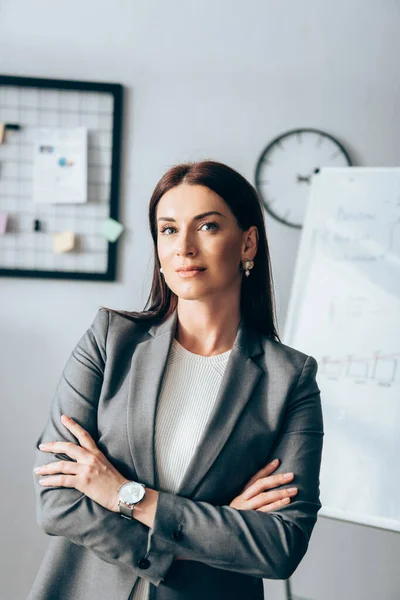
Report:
1,1,399,599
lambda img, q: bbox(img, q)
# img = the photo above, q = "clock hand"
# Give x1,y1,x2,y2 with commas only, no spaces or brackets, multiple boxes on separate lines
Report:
297,166,321,184
296,174,311,184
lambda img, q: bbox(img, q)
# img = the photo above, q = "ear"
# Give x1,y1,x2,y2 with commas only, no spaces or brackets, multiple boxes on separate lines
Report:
242,225,258,256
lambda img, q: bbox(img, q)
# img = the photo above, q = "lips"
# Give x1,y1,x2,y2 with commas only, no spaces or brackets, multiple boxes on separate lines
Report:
175,267,206,272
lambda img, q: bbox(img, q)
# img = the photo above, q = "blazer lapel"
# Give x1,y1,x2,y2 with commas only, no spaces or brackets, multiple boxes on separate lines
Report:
126,309,264,496
127,310,178,488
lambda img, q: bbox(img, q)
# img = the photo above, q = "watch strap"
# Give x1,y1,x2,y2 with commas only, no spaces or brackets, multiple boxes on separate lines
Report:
119,502,134,520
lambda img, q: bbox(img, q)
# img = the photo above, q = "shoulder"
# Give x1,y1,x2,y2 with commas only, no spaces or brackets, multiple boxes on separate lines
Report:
256,329,318,383
90,307,153,347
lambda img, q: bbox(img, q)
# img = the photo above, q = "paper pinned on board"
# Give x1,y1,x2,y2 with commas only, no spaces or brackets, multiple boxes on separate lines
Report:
53,231,75,254
33,127,88,204
99,217,124,242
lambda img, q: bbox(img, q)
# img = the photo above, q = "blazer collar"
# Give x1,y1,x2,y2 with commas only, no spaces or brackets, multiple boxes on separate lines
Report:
126,309,264,497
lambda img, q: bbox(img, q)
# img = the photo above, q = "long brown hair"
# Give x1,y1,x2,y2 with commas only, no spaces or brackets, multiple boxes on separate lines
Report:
105,160,280,340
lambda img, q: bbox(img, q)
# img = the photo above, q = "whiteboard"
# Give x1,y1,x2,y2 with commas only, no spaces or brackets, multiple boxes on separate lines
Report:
283,167,400,532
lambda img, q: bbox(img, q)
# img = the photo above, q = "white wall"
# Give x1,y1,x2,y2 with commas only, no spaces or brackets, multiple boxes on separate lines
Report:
1,1,399,599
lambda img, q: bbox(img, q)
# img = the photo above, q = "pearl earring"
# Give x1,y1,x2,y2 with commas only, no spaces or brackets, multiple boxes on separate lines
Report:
160,267,163,274
242,259,254,277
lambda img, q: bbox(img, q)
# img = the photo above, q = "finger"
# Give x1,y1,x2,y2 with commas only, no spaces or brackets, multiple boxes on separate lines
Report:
38,475,77,488
248,459,280,483
242,459,280,492
61,415,98,451
34,460,79,476
243,472,294,500
39,441,87,461
245,487,297,510
256,497,291,512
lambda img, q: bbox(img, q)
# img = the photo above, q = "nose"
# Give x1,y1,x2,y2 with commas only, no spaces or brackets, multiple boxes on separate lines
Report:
175,229,197,257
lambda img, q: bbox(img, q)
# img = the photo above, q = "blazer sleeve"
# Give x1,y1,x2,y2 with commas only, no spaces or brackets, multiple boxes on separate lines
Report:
148,355,324,580
33,308,174,587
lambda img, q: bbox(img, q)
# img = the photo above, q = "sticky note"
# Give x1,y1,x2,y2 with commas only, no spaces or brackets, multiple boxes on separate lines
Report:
53,231,75,254
0,212,8,234
99,218,124,242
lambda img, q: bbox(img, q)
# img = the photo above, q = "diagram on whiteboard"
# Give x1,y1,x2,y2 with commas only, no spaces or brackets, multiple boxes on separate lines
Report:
284,167,400,533
320,351,399,386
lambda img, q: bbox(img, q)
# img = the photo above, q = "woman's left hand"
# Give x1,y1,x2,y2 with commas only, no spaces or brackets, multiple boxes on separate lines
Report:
34,415,129,514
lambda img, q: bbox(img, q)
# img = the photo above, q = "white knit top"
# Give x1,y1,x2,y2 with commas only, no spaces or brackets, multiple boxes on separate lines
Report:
132,337,232,600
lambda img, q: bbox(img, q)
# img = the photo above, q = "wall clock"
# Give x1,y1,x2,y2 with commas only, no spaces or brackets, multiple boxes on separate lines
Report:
255,128,352,229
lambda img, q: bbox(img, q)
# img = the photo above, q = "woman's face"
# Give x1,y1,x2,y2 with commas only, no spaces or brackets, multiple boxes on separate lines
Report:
156,184,257,301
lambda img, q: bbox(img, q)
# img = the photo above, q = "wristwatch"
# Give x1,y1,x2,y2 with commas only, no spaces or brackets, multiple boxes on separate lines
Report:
117,481,146,520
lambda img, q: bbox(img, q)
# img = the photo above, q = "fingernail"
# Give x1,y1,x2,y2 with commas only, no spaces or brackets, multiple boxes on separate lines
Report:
269,459,278,465
283,472,293,478
287,487,297,493
34,467,43,473
39,444,46,449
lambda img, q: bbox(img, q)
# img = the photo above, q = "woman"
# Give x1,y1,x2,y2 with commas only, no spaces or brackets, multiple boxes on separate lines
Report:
29,160,324,600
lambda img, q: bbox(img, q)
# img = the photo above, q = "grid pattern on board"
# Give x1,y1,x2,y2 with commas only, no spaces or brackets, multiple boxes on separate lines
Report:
0,84,114,274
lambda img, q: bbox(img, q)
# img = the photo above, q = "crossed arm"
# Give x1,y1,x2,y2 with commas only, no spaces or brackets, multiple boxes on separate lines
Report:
33,309,324,584
33,310,175,586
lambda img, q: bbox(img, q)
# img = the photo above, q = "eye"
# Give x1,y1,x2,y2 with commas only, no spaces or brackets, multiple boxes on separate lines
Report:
200,221,219,231
159,226,176,235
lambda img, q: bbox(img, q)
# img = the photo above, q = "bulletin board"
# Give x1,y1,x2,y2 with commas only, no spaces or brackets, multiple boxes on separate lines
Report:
0,75,123,280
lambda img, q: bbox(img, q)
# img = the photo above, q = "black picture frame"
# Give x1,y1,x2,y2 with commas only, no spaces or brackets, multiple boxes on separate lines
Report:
0,74,123,281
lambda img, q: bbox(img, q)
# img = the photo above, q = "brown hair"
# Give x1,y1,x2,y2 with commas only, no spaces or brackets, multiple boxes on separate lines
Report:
105,160,280,340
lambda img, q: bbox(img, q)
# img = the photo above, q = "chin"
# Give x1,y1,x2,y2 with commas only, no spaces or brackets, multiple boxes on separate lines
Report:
172,283,221,302
173,289,204,301
166,281,202,299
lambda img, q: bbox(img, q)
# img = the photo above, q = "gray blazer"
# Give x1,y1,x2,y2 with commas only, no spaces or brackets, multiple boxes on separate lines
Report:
28,308,324,600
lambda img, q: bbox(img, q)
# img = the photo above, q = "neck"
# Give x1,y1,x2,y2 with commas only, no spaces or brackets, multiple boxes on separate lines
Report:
175,298,241,356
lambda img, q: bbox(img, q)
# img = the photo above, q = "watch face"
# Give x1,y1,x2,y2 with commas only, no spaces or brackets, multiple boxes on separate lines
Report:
119,482,145,505
255,128,352,229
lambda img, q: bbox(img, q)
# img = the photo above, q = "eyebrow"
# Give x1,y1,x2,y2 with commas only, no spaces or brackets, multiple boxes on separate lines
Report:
157,211,226,223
